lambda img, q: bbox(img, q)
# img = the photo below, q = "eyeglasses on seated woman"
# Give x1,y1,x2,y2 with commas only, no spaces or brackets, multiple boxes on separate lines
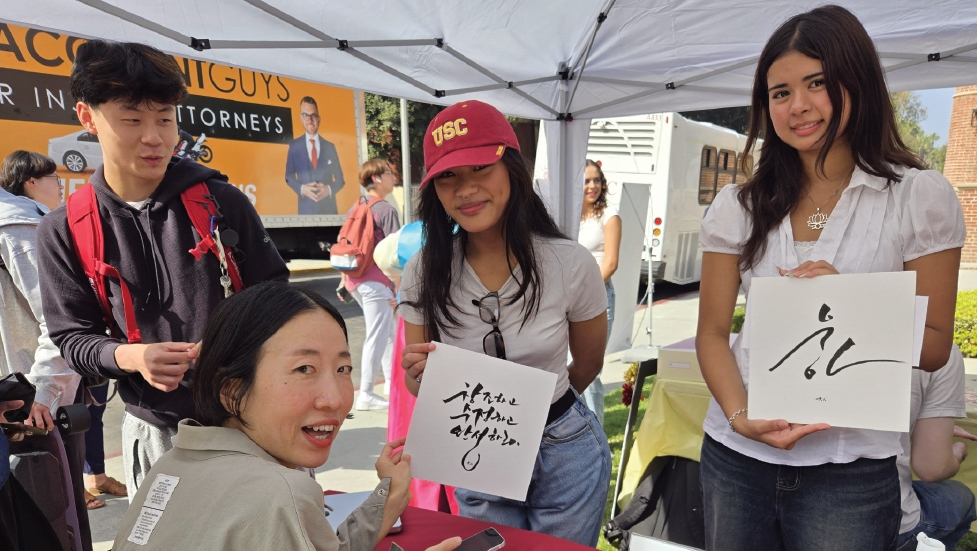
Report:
111,281,461,551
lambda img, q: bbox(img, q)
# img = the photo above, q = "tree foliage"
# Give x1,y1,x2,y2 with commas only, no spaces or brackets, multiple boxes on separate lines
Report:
890,91,946,172
364,93,442,184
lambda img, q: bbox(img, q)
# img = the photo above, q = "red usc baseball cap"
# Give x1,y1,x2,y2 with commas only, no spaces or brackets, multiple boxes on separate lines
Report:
421,100,521,188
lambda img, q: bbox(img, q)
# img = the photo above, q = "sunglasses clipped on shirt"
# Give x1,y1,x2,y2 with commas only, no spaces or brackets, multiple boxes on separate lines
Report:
472,292,506,360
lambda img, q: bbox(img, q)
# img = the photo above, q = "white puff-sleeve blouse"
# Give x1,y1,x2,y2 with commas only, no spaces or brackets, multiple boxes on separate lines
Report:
698,166,965,466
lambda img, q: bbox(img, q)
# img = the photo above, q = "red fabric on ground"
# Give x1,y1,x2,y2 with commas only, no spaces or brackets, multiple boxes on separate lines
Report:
377,504,595,551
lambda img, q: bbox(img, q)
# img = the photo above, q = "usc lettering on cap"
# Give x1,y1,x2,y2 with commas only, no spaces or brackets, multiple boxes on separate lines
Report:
431,118,468,146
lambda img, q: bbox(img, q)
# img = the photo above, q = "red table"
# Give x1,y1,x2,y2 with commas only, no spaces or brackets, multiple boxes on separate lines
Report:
376,504,595,551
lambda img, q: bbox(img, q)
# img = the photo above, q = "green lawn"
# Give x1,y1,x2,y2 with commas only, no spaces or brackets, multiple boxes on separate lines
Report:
598,384,652,551
597,381,977,551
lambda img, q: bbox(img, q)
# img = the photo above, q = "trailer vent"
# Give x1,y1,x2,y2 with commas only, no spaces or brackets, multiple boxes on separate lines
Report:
588,120,658,158
675,231,699,283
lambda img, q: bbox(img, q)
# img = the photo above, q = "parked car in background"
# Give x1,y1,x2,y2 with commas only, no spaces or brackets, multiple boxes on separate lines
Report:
48,130,102,172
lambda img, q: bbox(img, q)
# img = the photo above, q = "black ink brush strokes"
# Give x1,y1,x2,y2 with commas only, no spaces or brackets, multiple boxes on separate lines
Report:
444,381,521,471
768,303,905,380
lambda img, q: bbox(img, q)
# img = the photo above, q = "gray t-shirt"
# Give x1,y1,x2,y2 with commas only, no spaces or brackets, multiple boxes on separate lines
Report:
898,344,966,533
399,236,607,403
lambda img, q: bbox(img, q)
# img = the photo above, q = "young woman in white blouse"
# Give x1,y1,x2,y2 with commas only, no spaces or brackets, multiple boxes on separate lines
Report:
577,159,621,426
399,100,611,546
695,6,964,550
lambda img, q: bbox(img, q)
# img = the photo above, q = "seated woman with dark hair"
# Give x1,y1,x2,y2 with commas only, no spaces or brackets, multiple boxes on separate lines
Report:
112,282,461,551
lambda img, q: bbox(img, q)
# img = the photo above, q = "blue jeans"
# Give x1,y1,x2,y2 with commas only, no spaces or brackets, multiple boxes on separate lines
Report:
84,382,108,475
455,396,612,546
700,435,900,551
582,281,614,427
896,480,977,551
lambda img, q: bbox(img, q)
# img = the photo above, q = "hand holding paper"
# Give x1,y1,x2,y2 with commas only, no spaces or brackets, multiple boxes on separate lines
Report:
375,437,412,545
403,343,556,501
732,417,830,451
402,342,436,386
747,272,916,432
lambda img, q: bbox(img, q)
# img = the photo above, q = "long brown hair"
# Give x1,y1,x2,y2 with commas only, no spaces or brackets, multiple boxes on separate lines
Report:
582,159,608,221
403,148,567,341
738,4,924,270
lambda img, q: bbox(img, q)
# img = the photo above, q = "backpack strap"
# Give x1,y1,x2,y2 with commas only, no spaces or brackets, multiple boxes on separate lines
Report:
65,183,142,344
180,182,244,293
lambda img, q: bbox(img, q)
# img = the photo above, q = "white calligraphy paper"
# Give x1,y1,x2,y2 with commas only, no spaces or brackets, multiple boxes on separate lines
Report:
403,342,557,501
630,534,703,551
747,272,915,432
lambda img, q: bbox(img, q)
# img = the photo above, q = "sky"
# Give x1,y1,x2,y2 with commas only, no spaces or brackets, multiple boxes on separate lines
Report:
917,87,955,147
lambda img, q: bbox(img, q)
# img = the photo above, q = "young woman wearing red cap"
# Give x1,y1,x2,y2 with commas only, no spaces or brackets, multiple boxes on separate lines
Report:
399,100,612,546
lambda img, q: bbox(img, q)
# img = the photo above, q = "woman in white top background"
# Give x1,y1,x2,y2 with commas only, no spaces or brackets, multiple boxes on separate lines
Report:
577,159,621,426
695,5,964,550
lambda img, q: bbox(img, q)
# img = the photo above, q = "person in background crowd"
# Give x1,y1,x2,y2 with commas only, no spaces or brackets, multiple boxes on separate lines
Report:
83,380,127,509
340,158,401,411
111,282,462,551
576,159,620,426
896,345,976,550
1,398,70,551
0,150,90,549
400,100,611,546
36,39,289,500
695,5,964,550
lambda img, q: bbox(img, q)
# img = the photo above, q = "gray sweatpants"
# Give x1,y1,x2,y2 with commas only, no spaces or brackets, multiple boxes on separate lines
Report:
121,412,178,503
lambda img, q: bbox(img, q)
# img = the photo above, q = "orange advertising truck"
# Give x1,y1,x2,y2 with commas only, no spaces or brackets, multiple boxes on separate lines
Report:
0,22,365,257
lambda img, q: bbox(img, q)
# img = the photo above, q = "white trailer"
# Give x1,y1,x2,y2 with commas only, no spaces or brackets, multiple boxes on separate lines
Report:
588,112,755,285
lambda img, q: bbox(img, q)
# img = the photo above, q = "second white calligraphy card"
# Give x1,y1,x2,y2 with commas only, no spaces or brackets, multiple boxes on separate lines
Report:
403,342,557,501
747,271,915,432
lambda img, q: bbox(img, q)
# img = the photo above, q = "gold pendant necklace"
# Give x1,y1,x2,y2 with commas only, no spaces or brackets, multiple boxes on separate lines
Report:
805,173,852,230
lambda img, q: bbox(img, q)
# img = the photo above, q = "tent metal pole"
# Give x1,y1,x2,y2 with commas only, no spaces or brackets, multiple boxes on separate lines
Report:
344,49,438,96
240,0,334,40
681,85,752,96
577,75,665,88
347,39,441,48
565,0,617,115
884,43,977,74
573,57,757,117
202,39,443,49
75,0,191,45
207,40,335,49
440,44,559,116
440,44,506,84
241,0,436,96
400,98,413,225
573,85,668,118
439,82,514,96
511,76,563,87
669,57,758,87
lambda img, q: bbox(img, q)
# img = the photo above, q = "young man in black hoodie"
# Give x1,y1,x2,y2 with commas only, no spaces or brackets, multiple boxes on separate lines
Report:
36,40,289,496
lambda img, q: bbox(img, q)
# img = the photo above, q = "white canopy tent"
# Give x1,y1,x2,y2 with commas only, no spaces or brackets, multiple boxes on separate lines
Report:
3,0,977,237
7,2,976,512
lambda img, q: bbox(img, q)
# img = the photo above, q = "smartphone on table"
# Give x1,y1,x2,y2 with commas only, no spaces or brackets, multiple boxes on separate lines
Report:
455,527,505,551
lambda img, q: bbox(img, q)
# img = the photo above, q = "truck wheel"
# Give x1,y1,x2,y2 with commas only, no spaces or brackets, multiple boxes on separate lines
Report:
198,145,213,163
63,151,87,172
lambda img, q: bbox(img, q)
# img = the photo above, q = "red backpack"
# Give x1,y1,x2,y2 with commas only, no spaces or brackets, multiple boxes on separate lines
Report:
329,196,383,279
65,182,244,343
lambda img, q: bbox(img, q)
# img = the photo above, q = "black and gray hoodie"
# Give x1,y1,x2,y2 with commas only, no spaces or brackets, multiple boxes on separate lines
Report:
37,157,289,427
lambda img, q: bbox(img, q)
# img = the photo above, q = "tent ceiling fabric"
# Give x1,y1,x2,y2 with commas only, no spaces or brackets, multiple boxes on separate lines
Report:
2,0,977,121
